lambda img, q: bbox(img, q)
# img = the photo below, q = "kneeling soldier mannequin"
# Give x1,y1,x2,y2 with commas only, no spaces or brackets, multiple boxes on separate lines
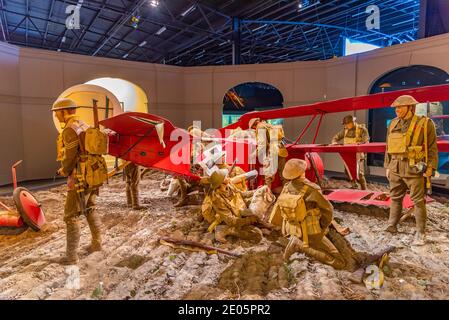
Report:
202,170,263,243
270,159,346,269
331,115,370,190
52,98,103,265
384,95,438,245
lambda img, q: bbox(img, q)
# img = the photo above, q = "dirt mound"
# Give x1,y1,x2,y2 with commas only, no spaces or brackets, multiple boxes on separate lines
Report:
218,247,292,297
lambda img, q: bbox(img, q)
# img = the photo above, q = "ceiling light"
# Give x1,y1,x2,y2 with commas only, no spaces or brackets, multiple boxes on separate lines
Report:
139,40,147,47
62,36,66,43
181,5,196,17
114,42,121,48
150,0,159,8
123,53,129,59
156,26,167,35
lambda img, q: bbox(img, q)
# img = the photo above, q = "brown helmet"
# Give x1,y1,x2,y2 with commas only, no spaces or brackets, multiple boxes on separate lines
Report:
282,158,308,180
391,95,419,108
209,169,227,189
342,115,356,125
51,98,78,112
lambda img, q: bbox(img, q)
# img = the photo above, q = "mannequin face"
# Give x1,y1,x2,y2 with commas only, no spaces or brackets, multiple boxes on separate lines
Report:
54,110,66,123
395,105,413,119
344,122,355,130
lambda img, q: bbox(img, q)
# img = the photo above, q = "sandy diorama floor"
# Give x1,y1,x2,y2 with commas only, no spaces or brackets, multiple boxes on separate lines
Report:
1,171,449,300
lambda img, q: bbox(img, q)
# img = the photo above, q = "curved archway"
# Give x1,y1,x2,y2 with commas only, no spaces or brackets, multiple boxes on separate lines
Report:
222,82,284,127
368,65,449,172
53,84,123,133
85,77,149,113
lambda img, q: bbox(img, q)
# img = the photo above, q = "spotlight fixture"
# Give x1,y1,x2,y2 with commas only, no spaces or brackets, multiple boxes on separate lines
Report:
150,0,159,7
131,15,140,29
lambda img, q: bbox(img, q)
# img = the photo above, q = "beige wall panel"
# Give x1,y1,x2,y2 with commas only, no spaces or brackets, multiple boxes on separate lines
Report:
184,72,213,104
20,102,58,181
0,43,19,96
293,67,326,102
19,57,64,98
0,101,24,185
156,71,184,104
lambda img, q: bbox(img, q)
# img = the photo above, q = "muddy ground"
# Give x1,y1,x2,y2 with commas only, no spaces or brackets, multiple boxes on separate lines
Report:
1,171,449,300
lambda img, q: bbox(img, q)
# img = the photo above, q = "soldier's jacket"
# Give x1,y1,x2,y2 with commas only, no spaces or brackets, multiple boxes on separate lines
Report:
56,116,89,190
202,184,251,228
384,115,438,175
270,178,333,239
332,123,369,161
332,123,369,144
255,121,288,158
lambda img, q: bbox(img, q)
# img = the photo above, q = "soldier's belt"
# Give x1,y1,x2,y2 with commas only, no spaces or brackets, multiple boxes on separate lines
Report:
390,155,408,161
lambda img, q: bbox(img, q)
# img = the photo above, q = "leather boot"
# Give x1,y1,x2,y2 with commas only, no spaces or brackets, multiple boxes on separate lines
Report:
126,186,132,207
358,175,367,190
350,180,359,189
61,220,80,265
174,178,188,207
413,201,427,234
215,225,232,243
283,236,303,261
302,245,346,269
230,225,263,243
412,231,427,246
386,200,403,233
131,188,144,210
86,210,102,253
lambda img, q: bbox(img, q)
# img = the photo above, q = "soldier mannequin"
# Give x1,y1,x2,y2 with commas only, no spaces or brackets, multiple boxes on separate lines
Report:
249,118,288,189
270,159,346,269
124,162,143,210
384,95,438,246
331,115,370,190
52,98,103,265
202,170,262,243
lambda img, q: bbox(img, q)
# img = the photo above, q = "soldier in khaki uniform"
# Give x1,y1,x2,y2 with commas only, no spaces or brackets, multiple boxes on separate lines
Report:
202,170,262,243
269,159,346,269
384,95,438,245
124,162,143,210
249,118,288,189
331,115,370,190
52,98,103,265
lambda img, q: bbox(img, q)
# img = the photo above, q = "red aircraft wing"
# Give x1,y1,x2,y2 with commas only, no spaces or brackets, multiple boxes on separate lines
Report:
100,112,198,179
225,83,449,131
289,141,449,180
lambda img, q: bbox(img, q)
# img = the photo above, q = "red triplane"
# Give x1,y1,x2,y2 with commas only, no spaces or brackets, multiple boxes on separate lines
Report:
100,83,449,210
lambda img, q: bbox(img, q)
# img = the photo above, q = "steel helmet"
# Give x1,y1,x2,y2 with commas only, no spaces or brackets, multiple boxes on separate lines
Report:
342,115,356,125
51,98,78,112
282,158,308,180
391,95,419,108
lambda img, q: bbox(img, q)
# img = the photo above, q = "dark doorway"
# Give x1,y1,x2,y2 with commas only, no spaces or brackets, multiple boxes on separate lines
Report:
222,82,284,127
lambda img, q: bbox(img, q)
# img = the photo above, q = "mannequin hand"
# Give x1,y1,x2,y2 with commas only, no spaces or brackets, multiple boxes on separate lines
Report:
423,166,433,178
386,169,390,179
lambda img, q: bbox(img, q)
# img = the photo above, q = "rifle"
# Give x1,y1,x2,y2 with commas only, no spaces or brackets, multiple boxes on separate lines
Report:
348,246,395,284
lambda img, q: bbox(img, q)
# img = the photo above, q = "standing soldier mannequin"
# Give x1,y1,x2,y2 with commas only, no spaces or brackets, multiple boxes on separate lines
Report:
52,98,103,265
384,95,438,245
249,118,289,189
124,162,143,210
331,115,370,190
270,159,346,269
